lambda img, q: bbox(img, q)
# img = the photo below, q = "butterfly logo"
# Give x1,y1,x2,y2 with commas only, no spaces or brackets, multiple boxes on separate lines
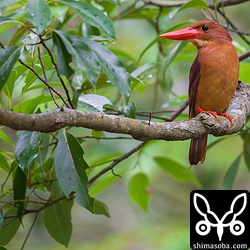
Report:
193,193,247,241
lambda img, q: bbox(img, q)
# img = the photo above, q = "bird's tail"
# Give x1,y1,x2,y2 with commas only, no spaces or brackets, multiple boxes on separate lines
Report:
189,135,207,165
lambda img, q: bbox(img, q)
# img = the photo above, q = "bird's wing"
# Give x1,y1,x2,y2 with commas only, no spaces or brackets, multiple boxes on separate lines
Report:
188,56,201,118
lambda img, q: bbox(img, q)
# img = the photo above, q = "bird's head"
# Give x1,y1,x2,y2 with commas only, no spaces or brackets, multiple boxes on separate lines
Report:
160,20,232,48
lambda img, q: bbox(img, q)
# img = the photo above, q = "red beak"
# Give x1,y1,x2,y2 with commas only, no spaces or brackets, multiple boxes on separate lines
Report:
160,27,202,40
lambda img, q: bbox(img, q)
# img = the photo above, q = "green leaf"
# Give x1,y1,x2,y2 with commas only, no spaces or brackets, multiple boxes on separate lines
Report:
77,94,112,113
26,0,51,34
154,157,200,186
176,0,208,14
55,131,110,216
129,173,151,211
223,154,241,190
23,54,53,91
0,16,17,25
104,0,119,4
119,102,136,118
0,207,21,245
0,130,14,146
93,199,110,217
44,198,73,247
50,5,68,23
1,161,17,190
0,0,18,8
0,46,21,91
13,166,27,221
0,153,10,172
13,95,53,113
0,245,8,250
52,32,74,80
58,0,115,38
131,62,156,79
15,131,41,176
163,41,188,71
2,69,17,98
241,131,250,171
89,175,117,196
55,131,94,211
54,31,130,101
54,30,100,85
0,210,3,228
88,40,130,102
160,67,173,96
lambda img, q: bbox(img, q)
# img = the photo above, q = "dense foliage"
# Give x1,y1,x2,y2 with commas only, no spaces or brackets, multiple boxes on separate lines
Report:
0,0,249,249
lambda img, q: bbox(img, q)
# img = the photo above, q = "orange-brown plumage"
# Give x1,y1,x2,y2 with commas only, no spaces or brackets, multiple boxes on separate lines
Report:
161,20,239,165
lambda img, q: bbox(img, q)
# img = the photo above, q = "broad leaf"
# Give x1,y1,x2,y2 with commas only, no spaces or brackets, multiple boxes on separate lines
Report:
89,175,117,196
129,173,151,211
13,95,53,113
58,0,115,38
55,131,109,216
54,30,100,85
223,154,241,190
169,0,208,18
163,41,188,71
131,62,156,79
23,54,53,91
1,161,17,190
241,131,250,171
77,94,112,113
0,153,9,172
0,210,3,228
176,0,208,14
0,46,21,91
119,102,136,118
0,207,21,245
0,246,8,250
52,32,74,79
88,38,130,102
0,0,18,8
50,5,68,23
0,16,17,25
26,0,51,34
154,157,200,186
13,166,27,221
93,199,110,217
104,0,119,4
15,131,41,176
0,130,14,146
54,31,130,101
55,131,94,211
2,69,17,98
44,198,73,247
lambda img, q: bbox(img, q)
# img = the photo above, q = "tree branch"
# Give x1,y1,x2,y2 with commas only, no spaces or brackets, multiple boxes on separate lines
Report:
0,82,249,141
88,142,147,186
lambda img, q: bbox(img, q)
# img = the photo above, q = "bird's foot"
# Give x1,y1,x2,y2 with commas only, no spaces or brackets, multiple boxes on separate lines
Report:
197,107,234,126
220,112,234,126
197,107,220,120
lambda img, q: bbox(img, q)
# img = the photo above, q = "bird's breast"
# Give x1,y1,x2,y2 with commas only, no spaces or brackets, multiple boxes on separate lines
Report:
192,43,239,116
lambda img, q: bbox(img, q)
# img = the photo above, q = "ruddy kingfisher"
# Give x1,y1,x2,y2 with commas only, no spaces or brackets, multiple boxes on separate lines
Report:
160,20,239,165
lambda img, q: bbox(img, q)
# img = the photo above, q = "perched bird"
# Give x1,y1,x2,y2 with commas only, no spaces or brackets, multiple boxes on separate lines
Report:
160,20,239,165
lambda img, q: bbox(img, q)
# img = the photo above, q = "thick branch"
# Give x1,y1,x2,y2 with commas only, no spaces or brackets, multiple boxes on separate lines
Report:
0,82,249,141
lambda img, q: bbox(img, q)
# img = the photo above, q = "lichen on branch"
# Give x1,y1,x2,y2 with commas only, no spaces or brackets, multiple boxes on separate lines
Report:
0,81,249,141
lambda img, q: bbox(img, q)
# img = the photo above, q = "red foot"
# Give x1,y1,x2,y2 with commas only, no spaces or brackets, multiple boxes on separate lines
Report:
220,113,234,126
197,107,234,126
197,107,220,120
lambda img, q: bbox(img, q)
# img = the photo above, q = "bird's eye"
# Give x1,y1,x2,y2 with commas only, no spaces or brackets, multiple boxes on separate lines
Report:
202,25,209,31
